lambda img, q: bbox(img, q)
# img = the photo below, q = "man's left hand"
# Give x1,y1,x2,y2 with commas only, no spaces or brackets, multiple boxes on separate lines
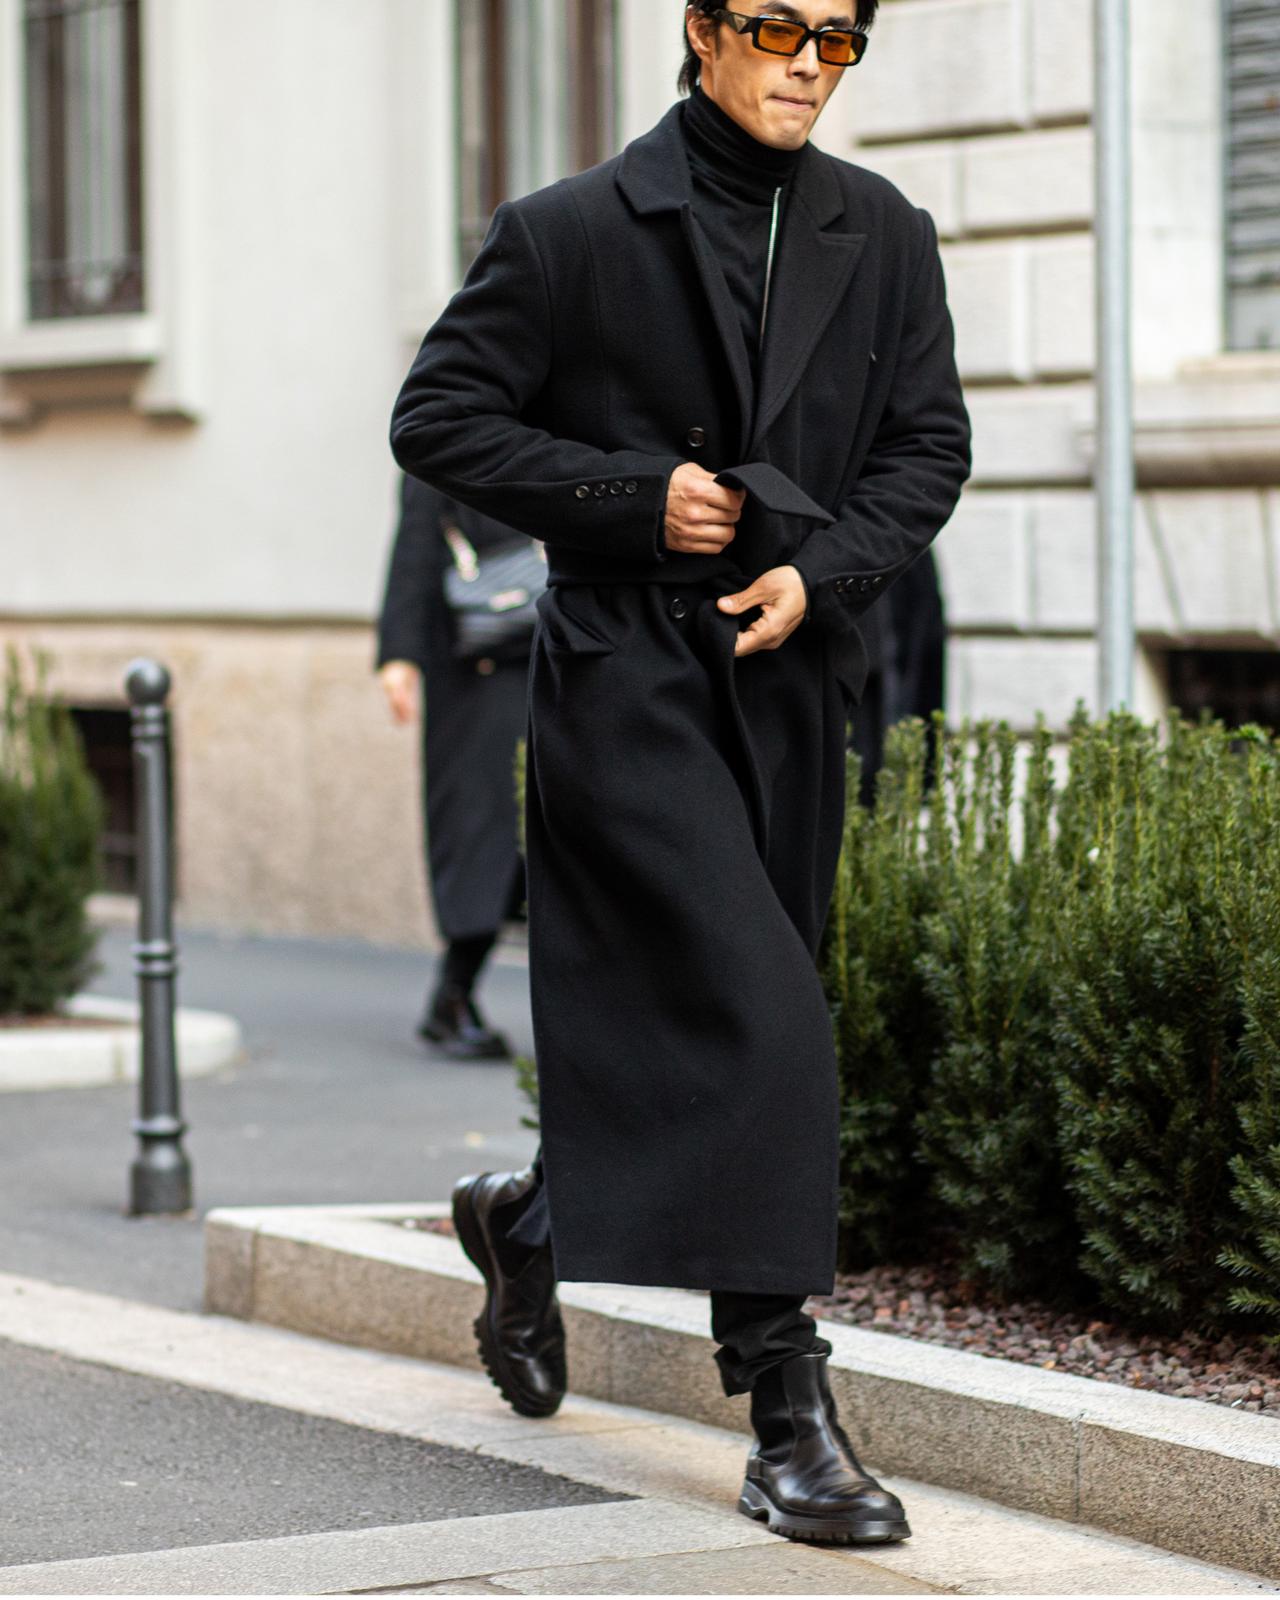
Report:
716,565,808,657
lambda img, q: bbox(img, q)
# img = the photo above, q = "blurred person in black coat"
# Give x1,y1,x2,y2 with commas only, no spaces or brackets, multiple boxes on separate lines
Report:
376,475,530,1061
849,547,946,805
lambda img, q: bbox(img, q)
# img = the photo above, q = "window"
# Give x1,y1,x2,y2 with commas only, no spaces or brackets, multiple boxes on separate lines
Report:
1223,0,1280,350
23,0,144,321
456,0,617,268
1164,648,1280,734
67,705,137,893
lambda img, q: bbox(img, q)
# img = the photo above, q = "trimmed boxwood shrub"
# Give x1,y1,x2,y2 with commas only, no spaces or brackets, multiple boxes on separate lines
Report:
821,719,941,1267
915,720,1082,1300
823,707,1280,1338
0,649,103,1015
1047,713,1258,1331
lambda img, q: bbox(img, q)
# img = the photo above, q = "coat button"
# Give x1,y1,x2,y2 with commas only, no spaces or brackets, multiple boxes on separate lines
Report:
859,578,873,593
834,578,846,592
670,596,688,619
624,481,638,494
594,483,607,497
609,481,623,495
686,426,706,448
574,485,590,499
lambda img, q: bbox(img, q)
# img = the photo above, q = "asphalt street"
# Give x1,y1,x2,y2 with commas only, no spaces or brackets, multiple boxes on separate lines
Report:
0,923,538,1310
0,1339,618,1569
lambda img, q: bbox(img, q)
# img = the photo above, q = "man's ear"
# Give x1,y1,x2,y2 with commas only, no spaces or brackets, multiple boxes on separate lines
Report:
685,6,714,66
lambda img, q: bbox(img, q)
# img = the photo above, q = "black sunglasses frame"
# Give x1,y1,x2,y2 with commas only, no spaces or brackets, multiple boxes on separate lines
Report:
711,8,869,67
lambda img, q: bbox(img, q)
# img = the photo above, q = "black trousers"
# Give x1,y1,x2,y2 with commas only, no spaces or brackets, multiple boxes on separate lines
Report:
499,1153,828,1396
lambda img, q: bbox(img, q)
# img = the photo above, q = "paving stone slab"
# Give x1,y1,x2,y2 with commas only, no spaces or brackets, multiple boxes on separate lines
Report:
0,1500,771,1596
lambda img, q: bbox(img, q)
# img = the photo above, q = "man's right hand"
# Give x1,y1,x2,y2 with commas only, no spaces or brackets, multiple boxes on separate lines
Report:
663,462,746,555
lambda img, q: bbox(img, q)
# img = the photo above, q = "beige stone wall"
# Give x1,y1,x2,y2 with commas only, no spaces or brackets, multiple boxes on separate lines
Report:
2,619,435,948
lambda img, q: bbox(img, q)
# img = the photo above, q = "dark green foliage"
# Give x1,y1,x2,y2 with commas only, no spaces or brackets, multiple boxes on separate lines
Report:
0,648,104,1014
821,720,940,1266
1048,713,1257,1331
1218,728,1280,1334
916,720,1080,1298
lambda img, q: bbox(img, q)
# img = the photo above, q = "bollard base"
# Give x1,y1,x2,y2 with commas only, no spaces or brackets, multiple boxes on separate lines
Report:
129,1150,193,1217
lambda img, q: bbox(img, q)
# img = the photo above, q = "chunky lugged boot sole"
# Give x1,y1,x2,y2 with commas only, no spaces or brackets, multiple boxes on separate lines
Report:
451,1179,563,1419
738,1477,911,1544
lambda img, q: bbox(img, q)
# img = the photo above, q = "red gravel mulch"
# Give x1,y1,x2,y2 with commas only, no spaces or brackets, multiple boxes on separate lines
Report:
404,1216,1280,1418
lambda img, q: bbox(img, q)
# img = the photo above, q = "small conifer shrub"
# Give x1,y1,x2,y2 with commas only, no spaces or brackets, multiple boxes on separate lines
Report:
916,720,1081,1299
822,721,941,1267
0,649,103,1014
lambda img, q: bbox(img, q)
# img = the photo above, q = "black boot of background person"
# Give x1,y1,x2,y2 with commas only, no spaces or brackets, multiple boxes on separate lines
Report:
738,1350,911,1545
419,930,511,1060
451,1166,566,1418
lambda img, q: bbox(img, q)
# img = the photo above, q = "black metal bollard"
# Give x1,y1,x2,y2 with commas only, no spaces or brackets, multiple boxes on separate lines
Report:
125,659,192,1216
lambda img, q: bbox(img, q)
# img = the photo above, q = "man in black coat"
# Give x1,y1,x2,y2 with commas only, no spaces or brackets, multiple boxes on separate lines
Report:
390,0,970,1546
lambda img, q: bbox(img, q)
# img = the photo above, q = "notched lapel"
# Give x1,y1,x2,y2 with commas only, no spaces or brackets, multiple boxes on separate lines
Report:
752,147,868,448
681,205,755,460
618,105,755,457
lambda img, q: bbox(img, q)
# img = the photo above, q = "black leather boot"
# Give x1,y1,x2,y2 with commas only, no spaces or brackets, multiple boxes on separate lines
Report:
739,1350,911,1544
419,982,512,1061
451,1167,566,1417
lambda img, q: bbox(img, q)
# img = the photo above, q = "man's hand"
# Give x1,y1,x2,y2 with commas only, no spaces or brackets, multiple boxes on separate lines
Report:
379,660,420,725
717,565,808,657
663,462,745,554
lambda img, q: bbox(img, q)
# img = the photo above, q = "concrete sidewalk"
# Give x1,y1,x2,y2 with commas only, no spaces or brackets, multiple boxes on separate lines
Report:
1,1272,1274,1597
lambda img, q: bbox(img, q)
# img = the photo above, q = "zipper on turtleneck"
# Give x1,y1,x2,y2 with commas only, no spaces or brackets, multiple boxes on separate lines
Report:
759,185,782,354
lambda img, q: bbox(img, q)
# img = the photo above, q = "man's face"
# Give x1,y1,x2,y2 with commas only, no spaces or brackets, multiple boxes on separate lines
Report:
687,2,855,150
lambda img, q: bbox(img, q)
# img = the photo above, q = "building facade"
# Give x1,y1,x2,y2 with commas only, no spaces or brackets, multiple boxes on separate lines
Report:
1,0,1277,943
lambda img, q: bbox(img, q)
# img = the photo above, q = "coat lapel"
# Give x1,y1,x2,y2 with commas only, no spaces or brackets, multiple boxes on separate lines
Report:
751,144,867,449
616,105,870,459
617,104,755,456
680,205,755,457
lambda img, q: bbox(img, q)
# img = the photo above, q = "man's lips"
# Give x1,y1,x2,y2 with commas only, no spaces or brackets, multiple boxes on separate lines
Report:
772,95,815,108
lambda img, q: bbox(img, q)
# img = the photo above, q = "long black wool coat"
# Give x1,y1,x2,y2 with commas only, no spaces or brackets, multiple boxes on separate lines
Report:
376,476,529,943
390,100,971,1296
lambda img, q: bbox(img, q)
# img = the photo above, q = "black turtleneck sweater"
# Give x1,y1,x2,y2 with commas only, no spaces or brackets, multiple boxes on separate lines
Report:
678,82,805,385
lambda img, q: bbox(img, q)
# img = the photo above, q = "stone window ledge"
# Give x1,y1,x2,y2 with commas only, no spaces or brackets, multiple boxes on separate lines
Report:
1077,354,1280,487
0,315,166,425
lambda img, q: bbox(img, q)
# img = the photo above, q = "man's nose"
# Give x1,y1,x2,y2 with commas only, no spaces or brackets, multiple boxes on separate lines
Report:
788,40,820,78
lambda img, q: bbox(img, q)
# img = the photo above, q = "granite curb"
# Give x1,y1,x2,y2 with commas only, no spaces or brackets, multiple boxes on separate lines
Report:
203,1201,1280,1580
0,996,243,1091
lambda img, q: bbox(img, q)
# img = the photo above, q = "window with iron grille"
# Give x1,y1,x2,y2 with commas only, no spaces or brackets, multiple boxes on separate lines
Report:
1224,0,1280,349
23,0,144,321
456,0,617,269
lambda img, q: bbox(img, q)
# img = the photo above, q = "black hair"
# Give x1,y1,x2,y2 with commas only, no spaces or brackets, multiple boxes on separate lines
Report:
677,1,880,96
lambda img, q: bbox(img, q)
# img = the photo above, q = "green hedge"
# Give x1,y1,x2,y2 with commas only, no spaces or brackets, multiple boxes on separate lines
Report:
0,649,103,1015
826,708,1280,1338
513,706,1280,1338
